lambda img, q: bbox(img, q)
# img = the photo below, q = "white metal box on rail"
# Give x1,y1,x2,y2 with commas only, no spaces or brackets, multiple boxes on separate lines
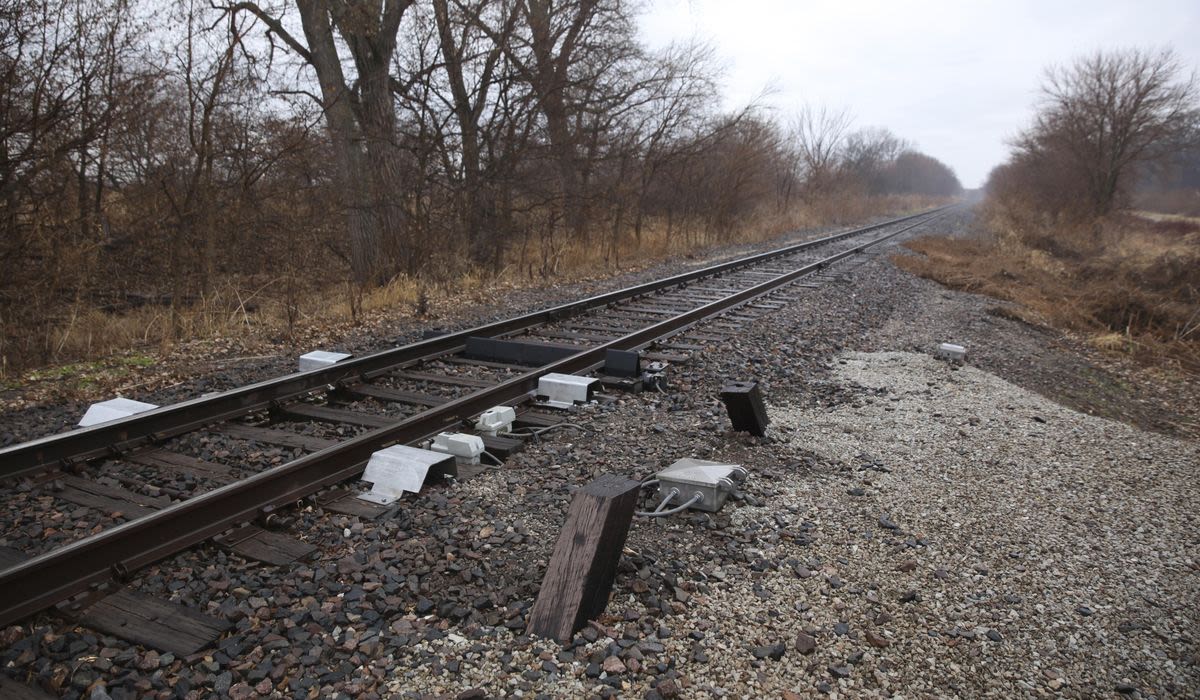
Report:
430,432,485,465
655,458,748,513
78,398,159,427
475,406,516,435
298,350,352,372
358,445,456,505
537,373,597,409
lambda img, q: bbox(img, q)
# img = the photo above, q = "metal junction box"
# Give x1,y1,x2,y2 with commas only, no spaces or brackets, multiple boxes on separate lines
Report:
537,373,597,409
935,343,967,362
655,458,748,513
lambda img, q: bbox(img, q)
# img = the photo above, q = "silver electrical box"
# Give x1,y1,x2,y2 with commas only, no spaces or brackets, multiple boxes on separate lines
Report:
655,458,747,513
935,343,966,362
299,350,352,371
537,373,597,408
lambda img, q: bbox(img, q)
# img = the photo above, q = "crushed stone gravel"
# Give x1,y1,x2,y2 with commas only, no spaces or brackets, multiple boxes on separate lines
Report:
373,351,1199,699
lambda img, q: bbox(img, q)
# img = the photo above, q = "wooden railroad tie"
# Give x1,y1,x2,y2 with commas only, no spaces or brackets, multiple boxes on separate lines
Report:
0,676,56,699
0,547,231,657
527,474,641,642
74,589,232,656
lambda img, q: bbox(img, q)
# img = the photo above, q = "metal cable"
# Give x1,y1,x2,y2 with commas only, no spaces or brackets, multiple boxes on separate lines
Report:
638,492,704,518
504,422,595,436
500,422,594,445
637,488,679,516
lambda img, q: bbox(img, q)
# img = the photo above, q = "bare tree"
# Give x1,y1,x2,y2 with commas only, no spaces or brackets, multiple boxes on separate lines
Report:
430,0,518,267
788,104,852,200
467,0,632,242
162,1,249,329
0,0,147,365
879,150,961,197
0,0,137,222
840,126,909,193
224,0,415,283
619,41,720,245
1025,47,1199,217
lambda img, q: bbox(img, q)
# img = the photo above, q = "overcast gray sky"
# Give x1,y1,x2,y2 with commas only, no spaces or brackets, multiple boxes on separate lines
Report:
638,0,1200,188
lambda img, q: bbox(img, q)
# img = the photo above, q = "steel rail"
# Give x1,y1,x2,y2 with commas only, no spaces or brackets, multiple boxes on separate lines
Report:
0,208,945,481
0,209,948,628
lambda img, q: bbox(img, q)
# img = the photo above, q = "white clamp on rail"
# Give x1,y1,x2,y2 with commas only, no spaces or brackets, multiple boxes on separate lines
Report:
430,432,486,466
536,373,597,409
475,406,516,436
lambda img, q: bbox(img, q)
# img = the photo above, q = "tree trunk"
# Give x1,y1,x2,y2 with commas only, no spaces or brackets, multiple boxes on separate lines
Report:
433,0,490,267
359,66,406,278
539,82,583,242
295,0,386,284
525,0,587,244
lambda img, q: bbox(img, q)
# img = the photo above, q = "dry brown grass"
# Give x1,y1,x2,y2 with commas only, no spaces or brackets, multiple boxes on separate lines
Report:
895,204,1200,371
1,193,943,382
34,283,271,367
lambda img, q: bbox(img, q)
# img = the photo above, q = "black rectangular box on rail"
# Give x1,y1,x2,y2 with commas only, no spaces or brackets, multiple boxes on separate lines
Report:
720,380,769,436
603,349,641,377
464,336,580,367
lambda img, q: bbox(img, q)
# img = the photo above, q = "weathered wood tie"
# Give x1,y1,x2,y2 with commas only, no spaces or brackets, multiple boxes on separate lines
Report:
527,474,640,641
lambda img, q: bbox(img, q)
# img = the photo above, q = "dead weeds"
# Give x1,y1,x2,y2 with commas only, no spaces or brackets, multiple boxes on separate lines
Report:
3,196,946,404
895,208,1200,372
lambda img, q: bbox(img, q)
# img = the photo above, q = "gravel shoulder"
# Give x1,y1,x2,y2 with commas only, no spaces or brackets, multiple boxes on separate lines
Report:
757,351,1199,697
2,207,1197,699
879,212,1200,439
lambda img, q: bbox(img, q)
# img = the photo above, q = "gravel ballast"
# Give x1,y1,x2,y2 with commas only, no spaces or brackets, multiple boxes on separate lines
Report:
373,350,1199,698
759,351,1199,697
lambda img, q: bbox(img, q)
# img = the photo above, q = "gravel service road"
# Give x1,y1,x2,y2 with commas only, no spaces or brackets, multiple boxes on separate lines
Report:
2,207,1196,699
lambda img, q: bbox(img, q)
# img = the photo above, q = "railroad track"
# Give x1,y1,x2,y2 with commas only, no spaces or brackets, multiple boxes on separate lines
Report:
0,207,948,649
